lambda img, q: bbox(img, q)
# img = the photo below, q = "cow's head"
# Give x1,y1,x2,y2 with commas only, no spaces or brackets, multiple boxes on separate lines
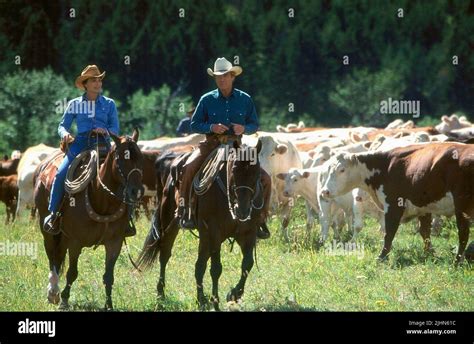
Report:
276,168,310,197
309,145,333,167
319,152,360,199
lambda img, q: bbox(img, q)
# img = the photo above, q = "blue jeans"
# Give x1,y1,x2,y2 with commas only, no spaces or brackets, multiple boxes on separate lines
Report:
48,135,110,213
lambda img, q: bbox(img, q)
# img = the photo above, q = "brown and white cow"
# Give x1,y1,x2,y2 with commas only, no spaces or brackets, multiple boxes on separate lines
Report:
0,175,18,224
320,143,474,262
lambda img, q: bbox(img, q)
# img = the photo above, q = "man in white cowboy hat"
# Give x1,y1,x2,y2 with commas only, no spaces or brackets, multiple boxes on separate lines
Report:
177,57,272,238
43,65,130,235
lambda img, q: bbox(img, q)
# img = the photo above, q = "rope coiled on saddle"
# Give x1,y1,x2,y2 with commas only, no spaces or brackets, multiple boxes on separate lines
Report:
192,145,226,196
64,150,98,195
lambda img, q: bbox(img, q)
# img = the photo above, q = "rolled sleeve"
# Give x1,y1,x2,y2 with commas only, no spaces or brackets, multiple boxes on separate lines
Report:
243,98,259,135
58,101,75,139
190,98,213,134
107,100,120,135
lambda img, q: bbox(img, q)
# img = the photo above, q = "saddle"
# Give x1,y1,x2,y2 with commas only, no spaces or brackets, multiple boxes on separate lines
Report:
39,144,109,193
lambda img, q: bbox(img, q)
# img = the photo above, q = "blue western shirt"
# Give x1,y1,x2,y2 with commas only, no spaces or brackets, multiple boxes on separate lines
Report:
176,117,192,136
190,88,259,135
58,94,120,139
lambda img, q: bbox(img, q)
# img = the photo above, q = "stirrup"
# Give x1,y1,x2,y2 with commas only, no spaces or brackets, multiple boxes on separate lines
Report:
43,212,62,235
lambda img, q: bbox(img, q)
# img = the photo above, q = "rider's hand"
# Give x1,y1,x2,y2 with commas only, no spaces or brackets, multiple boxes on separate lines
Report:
211,123,229,134
93,128,108,135
231,123,245,135
64,133,74,143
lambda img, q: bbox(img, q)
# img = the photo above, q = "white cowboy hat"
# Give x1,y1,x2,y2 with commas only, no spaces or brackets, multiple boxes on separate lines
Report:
75,65,106,90
207,57,242,77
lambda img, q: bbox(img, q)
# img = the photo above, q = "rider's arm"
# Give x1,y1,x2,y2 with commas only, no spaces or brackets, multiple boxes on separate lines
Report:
107,100,120,136
244,97,259,135
190,97,212,134
58,101,75,139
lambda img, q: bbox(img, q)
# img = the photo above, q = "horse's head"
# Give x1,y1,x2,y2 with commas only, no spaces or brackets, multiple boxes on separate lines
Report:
229,139,262,221
109,128,145,204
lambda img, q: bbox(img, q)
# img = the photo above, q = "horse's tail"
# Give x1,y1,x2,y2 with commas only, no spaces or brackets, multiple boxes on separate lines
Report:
136,211,162,271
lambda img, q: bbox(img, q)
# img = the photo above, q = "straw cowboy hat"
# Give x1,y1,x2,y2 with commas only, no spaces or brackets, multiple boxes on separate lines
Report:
75,65,106,90
207,57,242,77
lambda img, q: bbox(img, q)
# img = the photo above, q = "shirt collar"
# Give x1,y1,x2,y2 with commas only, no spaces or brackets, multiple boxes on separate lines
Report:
217,88,236,99
82,93,104,104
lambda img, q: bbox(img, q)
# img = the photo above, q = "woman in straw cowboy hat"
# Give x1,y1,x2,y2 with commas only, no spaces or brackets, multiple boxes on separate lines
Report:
177,57,272,239
43,65,122,234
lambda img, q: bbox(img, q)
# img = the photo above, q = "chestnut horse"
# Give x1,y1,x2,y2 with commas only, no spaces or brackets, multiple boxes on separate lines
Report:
34,129,144,310
138,140,263,310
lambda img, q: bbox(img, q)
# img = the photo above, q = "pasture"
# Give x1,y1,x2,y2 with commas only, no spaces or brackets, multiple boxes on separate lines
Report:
0,202,472,311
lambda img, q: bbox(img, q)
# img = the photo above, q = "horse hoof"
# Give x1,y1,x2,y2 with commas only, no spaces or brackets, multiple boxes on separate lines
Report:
226,289,242,303
47,290,60,305
58,300,69,310
210,296,220,311
377,255,388,263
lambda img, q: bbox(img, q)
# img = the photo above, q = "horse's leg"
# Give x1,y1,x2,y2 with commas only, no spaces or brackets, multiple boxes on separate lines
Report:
157,219,179,299
44,235,67,305
59,244,81,309
195,237,210,310
103,238,123,310
209,246,222,311
227,233,256,302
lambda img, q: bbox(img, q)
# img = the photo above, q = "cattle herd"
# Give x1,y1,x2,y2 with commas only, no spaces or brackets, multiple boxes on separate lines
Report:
1,113,474,263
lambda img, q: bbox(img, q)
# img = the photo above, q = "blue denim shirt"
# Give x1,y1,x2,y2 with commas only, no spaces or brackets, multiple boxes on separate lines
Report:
58,94,120,139
190,88,259,135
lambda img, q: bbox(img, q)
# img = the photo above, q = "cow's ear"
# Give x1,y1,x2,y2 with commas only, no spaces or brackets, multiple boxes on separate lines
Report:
441,115,450,123
110,132,122,147
276,144,287,154
350,131,362,142
276,173,287,180
349,154,358,165
256,139,262,154
132,128,140,142
302,171,310,178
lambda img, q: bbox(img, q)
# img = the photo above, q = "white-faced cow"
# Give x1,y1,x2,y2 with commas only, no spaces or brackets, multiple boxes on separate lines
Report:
320,143,474,263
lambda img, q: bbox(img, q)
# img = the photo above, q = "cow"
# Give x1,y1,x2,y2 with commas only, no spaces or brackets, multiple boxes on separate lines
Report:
16,144,58,218
138,133,204,151
243,134,303,241
319,143,474,263
435,114,472,134
0,175,18,224
0,157,20,176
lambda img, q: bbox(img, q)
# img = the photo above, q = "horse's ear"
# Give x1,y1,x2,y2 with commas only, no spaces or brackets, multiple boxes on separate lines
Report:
256,139,262,154
233,140,240,150
3,154,8,161
110,132,122,147
132,127,140,142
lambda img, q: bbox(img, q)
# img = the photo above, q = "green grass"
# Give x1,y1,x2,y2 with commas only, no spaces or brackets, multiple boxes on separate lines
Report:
0,201,472,312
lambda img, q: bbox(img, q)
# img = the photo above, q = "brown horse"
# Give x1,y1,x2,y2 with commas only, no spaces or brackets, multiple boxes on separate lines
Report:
138,140,264,311
34,129,144,310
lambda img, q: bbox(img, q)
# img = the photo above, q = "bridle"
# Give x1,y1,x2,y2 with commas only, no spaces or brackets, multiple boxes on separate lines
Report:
96,135,143,206
226,153,264,222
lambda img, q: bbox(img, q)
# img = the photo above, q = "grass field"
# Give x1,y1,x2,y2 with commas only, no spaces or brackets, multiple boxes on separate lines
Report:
0,202,472,312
